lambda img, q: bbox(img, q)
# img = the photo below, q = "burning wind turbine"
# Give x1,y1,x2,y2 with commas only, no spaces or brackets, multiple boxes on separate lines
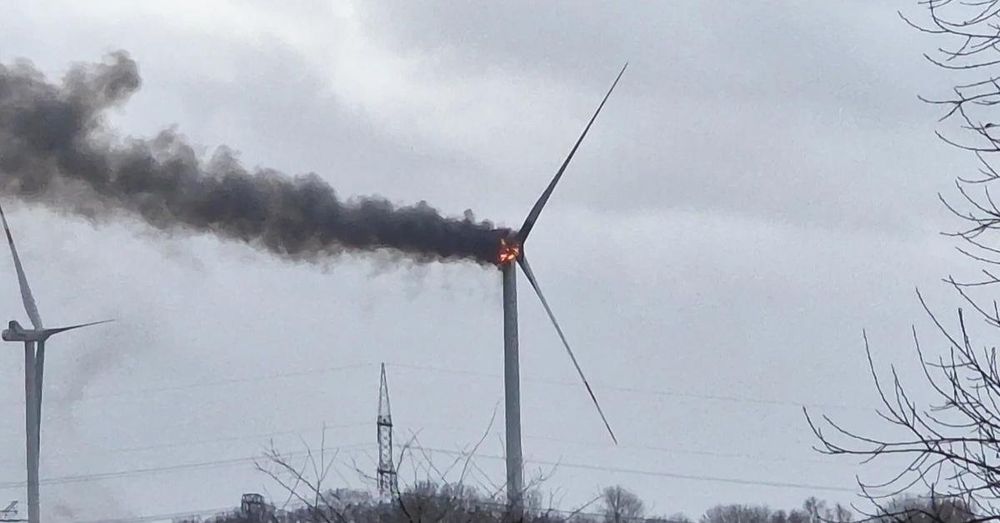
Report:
0,203,112,523
0,52,627,515
490,64,626,513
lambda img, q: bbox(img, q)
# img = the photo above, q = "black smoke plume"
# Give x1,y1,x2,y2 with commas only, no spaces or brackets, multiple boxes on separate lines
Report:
0,52,507,264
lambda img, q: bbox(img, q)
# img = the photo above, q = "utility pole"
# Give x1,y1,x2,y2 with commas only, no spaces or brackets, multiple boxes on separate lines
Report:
376,363,397,499
501,263,523,519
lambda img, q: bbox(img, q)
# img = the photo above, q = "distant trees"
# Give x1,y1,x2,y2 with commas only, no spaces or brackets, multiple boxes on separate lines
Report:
700,504,773,523
192,489,849,523
699,498,851,523
645,517,690,523
874,496,974,523
805,0,1000,520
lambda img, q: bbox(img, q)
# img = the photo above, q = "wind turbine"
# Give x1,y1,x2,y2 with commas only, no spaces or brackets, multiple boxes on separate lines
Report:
493,63,627,515
0,203,112,523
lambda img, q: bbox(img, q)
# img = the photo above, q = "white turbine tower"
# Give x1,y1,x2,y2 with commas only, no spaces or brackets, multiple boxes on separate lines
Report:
0,203,111,523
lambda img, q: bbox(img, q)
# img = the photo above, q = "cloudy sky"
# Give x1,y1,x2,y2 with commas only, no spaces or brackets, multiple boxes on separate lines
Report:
0,1,984,520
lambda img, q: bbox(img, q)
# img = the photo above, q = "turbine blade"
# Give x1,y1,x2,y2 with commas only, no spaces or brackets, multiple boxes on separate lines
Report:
36,319,111,434
517,62,628,243
517,255,618,444
0,202,42,329
41,319,114,337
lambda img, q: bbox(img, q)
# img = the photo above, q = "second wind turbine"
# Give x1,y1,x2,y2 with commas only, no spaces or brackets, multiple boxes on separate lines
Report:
0,203,112,523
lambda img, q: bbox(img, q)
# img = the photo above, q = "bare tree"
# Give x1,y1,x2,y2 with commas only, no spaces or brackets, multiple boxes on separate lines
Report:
600,486,645,523
805,308,996,520
805,2,1000,519
254,409,567,522
253,425,348,523
907,0,1000,264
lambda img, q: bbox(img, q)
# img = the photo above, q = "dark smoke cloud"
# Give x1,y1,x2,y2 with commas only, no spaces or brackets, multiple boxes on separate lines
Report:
0,51,507,264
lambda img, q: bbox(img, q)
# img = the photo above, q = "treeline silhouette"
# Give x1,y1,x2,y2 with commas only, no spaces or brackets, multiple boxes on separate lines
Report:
179,484,971,523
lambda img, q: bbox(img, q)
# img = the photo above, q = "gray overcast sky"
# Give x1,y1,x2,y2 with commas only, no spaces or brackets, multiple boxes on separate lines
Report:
0,1,983,520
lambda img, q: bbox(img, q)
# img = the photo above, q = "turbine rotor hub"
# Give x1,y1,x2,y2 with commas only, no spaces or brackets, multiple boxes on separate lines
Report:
496,237,521,266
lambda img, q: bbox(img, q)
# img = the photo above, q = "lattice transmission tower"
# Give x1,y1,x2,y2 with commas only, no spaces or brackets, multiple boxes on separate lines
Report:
376,363,397,498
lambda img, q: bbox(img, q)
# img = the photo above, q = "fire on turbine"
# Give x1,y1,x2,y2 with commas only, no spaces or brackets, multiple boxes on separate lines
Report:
497,237,521,266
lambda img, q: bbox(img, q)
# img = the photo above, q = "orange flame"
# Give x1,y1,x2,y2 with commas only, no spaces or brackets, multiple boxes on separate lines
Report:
497,238,521,265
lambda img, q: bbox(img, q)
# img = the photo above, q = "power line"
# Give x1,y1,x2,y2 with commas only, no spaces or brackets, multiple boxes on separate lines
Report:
521,433,850,468
387,362,866,412
0,359,867,506
0,416,847,478
0,362,373,411
0,442,861,495
404,444,865,495
51,362,373,404
61,439,870,523
0,362,374,437
75,506,236,523
0,421,370,468
391,419,853,468
0,378,858,476
0,360,862,413
0,443,371,490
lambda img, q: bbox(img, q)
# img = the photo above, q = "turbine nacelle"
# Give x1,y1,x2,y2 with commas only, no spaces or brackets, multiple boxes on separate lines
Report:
2,319,27,341
496,235,523,267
